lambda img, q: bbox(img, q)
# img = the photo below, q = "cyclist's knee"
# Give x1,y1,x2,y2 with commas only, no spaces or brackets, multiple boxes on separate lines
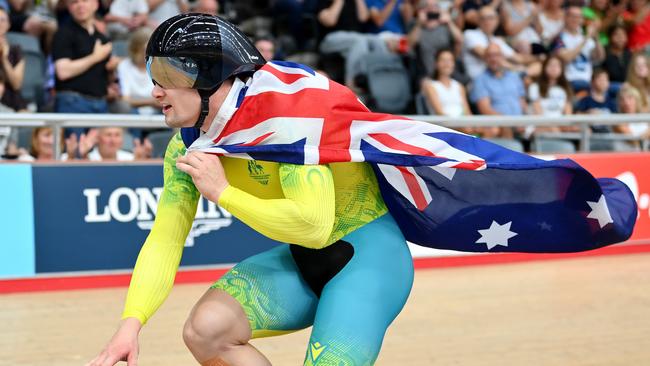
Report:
183,290,251,357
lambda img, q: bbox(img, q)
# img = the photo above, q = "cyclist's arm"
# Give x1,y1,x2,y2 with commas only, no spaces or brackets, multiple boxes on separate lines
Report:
218,163,335,249
122,133,200,324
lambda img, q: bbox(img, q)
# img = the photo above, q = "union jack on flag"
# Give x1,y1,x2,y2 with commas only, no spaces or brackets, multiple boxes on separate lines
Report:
185,61,637,253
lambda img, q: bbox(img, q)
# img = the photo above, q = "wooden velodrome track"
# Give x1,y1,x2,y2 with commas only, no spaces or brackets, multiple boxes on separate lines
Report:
2,253,650,366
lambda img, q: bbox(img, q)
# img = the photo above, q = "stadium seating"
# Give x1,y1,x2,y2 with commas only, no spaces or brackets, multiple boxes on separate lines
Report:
111,40,129,58
414,92,434,115
485,138,524,152
16,126,34,149
7,32,41,53
7,32,46,108
366,52,411,114
147,130,176,158
531,139,576,154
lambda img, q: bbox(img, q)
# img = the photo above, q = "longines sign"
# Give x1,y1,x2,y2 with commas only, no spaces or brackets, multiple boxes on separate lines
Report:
83,187,233,247
32,164,279,273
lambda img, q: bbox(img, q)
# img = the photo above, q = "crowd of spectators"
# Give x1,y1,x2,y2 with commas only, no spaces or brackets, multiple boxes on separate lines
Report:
0,0,649,161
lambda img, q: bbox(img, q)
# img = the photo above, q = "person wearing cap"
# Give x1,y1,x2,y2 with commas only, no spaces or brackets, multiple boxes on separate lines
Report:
86,13,414,366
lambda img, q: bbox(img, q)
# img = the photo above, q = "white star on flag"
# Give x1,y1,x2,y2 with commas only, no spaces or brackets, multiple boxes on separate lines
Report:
587,195,614,228
476,221,518,250
431,166,456,181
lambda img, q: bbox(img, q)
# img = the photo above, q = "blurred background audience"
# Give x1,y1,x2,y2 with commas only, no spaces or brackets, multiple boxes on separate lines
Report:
0,0,648,159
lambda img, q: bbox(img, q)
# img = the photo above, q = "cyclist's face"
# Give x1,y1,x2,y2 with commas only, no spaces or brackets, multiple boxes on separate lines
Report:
152,84,200,129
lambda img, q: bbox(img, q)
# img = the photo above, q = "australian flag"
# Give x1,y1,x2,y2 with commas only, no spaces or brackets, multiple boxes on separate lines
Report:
187,61,637,253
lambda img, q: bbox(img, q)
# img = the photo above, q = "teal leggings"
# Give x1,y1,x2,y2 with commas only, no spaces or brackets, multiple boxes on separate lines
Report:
212,213,414,365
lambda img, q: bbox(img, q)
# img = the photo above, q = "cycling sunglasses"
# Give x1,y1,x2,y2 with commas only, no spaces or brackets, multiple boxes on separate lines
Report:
146,56,200,89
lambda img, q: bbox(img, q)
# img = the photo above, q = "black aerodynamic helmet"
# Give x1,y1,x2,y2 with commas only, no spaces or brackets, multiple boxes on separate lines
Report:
146,13,265,128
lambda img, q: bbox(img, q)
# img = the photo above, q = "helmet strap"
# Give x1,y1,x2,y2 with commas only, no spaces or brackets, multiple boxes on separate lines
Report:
194,88,215,130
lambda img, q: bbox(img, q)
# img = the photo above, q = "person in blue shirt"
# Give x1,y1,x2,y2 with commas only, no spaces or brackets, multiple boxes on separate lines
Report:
470,42,527,138
575,68,618,143
575,68,618,118
366,0,413,37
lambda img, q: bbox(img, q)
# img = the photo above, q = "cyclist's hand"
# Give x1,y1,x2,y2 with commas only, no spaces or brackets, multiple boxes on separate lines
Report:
177,151,229,203
86,318,142,366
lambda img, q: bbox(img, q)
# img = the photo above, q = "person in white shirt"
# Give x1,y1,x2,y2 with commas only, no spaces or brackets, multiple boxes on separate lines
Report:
117,27,159,116
0,75,17,157
420,49,475,134
525,55,576,138
147,0,188,26
63,127,152,161
501,0,542,48
191,0,218,15
86,126,135,161
462,6,539,80
528,55,573,117
553,5,605,94
538,0,564,46
105,0,149,40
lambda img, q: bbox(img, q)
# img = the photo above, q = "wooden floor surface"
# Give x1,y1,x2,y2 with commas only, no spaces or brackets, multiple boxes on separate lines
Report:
2,253,650,366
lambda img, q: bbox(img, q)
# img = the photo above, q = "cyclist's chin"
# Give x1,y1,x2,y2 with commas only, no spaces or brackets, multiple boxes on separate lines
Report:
164,115,193,129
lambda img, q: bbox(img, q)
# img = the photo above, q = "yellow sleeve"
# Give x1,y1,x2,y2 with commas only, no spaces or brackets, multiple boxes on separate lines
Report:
122,133,200,324
218,163,335,249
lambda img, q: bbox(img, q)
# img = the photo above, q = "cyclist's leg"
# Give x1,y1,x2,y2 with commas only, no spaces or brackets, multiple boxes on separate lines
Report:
303,214,414,365
184,245,318,365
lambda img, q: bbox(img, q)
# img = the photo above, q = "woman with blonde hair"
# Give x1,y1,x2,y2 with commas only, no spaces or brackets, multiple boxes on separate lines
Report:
624,53,650,112
617,84,649,143
117,27,160,140
591,84,648,151
117,27,159,116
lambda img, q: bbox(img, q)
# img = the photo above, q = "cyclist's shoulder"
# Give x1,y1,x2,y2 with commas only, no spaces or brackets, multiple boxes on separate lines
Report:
164,132,186,162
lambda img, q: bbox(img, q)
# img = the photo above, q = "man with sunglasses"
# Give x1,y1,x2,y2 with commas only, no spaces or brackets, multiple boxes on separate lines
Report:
87,13,415,366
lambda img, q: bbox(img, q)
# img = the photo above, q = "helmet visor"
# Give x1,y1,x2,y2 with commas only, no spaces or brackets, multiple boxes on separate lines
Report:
146,56,199,89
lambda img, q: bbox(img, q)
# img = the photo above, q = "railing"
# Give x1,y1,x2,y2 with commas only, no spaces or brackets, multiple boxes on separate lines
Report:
0,113,166,159
1,113,648,159
405,114,650,152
